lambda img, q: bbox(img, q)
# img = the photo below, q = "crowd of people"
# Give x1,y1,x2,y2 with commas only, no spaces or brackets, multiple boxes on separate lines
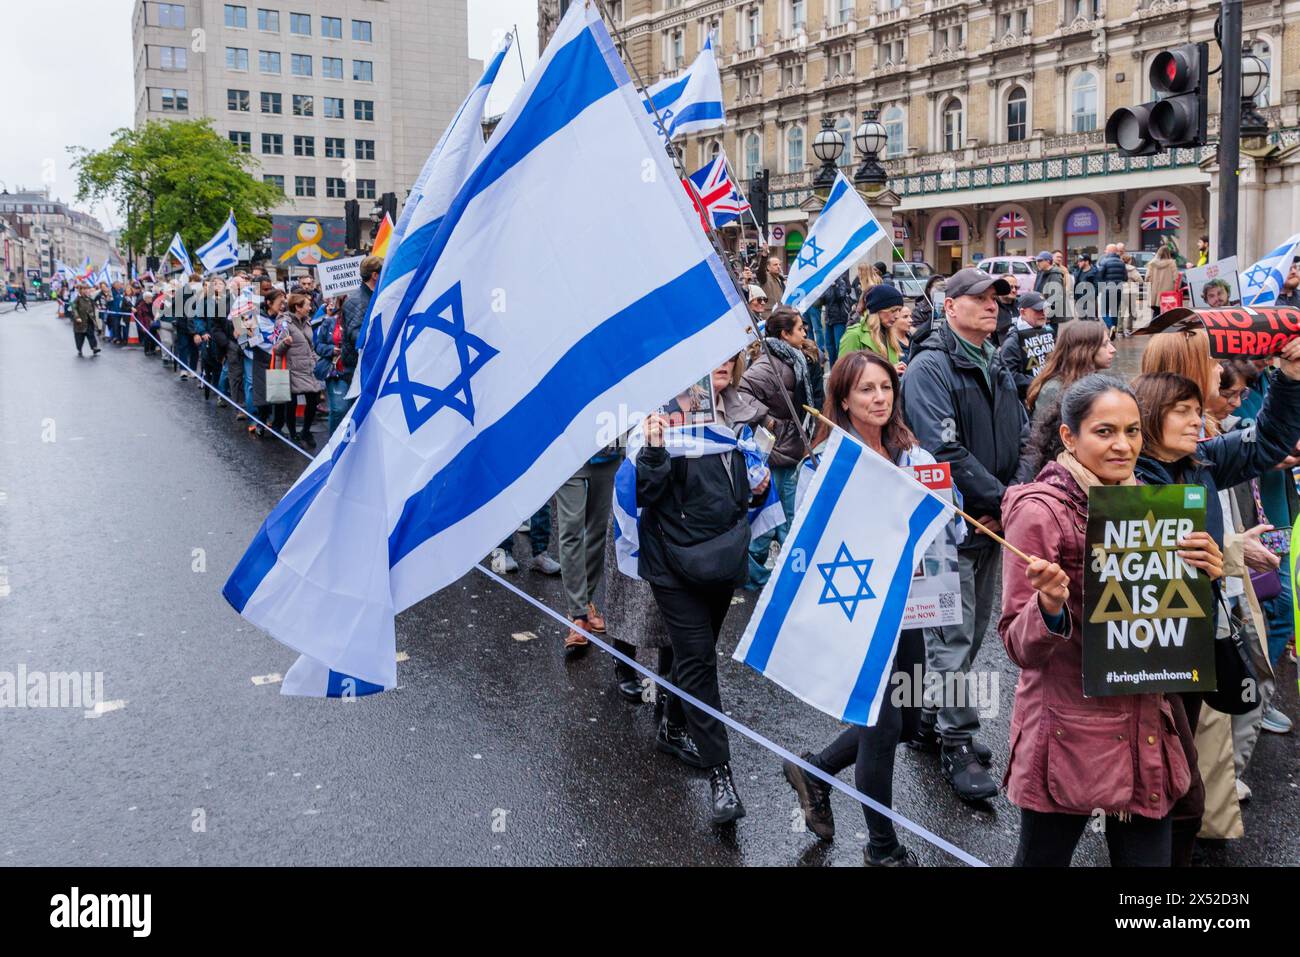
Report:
47,242,1300,867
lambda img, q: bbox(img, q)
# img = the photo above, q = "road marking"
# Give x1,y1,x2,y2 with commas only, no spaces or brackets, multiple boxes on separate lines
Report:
0,567,9,598
84,699,127,718
0,490,7,504
511,631,537,642
251,673,283,685
730,595,745,605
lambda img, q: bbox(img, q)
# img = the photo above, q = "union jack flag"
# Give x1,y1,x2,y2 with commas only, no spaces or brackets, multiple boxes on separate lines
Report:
1141,199,1181,231
995,211,1028,240
684,154,752,230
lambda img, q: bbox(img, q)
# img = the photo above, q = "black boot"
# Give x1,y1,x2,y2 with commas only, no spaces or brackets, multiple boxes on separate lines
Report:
782,752,834,841
656,716,705,768
708,763,745,825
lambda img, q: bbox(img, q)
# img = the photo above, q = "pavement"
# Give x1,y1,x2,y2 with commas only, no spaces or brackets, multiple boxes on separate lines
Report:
1,301,1296,866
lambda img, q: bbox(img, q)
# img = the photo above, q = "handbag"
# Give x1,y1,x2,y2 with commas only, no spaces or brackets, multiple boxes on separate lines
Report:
1249,568,1283,602
1202,596,1261,716
265,354,292,404
663,518,750,588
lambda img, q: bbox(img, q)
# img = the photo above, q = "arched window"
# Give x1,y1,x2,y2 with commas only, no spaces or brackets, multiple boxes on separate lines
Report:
883,106,905,158
942,98,964,152
743,132,761,179
786,125,805,173
1248,38,1271,107
835,116,854,168
1071,71,1098,133
1006,86,1027,142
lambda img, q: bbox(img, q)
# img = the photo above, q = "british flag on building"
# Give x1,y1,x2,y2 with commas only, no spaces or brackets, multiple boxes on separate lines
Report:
1141,199,1181,231
684,154,752,229
996,211,1028,240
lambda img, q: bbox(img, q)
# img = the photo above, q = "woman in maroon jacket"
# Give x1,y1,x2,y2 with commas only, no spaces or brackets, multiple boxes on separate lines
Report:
999,373,1222,866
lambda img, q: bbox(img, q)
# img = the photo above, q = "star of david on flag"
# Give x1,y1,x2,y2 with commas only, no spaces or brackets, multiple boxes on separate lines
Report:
797,237,824,270
782,172,886,314
817,543,875,621
1240,232,1300,306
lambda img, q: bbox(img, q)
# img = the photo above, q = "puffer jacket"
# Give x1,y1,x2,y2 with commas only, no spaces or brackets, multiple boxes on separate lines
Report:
273,314,325,393
736,349,811,468
1145,257,1180,299
999,462,1193,819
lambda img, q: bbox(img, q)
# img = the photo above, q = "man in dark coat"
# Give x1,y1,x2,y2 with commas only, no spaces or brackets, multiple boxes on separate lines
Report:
1071,254,1098,320
1093,243,1129,333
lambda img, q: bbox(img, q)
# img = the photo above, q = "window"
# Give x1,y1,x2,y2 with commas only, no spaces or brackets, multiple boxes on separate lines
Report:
670,31,684,68
292,94,313,116
355,139,375,161
260,91,281,114
228,130,251,152
158,45,187,69
883,106,905,158
289,12,310,36
780,60,805,88
155,3,185,28
743,132,761,179
321,16,342,39
295,176,316,198
158,87,188,112
264,174,284,193
353,20,372,42
835,116,854,168
942,97,964,151
354,99,374,121
353,60,373,82
356,179,376,200
1069,0,1099,21
291,53,312,76
224,4,247,28
790,0,806,32
1070,71,1098,132
261,132,283,155
259,50,281,74
257,8,279,32
1007,86,1027,142
838,0,854,24
322,56,343,79
226,47,249,71
324,136,345,158
326,177,347,199
227,89,250,112
293,135,315,157
786,125,804,174
323,97,344,118
746,6,761,48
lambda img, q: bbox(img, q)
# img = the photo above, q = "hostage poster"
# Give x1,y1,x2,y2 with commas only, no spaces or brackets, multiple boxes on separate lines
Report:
1083,485,1215,697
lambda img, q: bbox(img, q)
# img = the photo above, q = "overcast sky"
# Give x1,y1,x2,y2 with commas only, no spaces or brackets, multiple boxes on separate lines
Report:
0,0,538,226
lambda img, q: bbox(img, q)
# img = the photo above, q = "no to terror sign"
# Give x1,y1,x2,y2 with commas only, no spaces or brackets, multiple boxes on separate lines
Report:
1083,485,1215,697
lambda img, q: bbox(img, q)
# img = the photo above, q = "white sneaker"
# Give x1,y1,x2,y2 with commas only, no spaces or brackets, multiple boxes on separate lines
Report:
489,548,518,574
1261,705,1293,734
1235,778,1252,803
531,553,561,576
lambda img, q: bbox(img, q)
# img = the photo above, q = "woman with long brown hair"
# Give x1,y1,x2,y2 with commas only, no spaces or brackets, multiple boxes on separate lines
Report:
1025,319,1116,424
781,350,953,866
1139,327,1221,436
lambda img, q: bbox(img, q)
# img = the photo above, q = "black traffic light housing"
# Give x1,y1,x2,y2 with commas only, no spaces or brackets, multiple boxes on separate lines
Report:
344,199,361,250
749,169,770,231
380,192,398,222
1105,41,1209,157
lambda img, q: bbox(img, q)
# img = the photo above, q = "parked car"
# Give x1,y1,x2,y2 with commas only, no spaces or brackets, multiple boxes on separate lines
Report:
977,256,1037,296
887,261,935,300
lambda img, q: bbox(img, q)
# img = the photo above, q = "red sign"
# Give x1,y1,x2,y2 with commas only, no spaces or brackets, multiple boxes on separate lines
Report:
911,461,952,491
1197,307,1300,358
1158,288,1183,312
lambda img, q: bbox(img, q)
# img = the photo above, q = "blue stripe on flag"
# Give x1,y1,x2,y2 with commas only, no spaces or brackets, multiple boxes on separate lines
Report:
743,437,862,672
788,219,882,307
325,670,386,697
645,74,690,111
668,101,725,130
388,258,733,565
841,494,945,725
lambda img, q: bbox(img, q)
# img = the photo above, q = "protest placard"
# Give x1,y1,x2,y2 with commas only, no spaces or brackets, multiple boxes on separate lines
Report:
1186,257,1241,309
317,256,365,298
902,462,961,628
1135,305,1300,358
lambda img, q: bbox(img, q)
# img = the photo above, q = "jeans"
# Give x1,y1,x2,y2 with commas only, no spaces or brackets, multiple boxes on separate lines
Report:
827,322,847,367
745,464,799,588
1263,550,1294,664
500,504,552,559
923,544,999,745
325,378,355,435
1013,808,1172,866
243,356,255,416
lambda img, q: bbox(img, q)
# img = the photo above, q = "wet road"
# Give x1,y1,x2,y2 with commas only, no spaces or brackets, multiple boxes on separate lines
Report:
1,302,1296,866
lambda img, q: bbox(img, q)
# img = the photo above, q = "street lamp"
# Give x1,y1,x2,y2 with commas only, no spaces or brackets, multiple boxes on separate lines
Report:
811,116,845,189
853,109,888,188
1240,51,1270,140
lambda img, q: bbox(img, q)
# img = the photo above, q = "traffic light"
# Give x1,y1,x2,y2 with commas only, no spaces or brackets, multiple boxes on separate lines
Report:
344,199,361,250
379,192,398,222
749,169,769,232
1105,42,1209,157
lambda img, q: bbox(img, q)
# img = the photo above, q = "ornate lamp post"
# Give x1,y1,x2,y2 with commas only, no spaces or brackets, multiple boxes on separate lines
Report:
811,116,845,192
853,109,888,189
1239,51,1270,142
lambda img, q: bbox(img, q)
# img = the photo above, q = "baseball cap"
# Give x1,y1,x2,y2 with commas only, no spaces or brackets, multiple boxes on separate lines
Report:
1017,291,1047,312
944,268,1012,299
1035,250,1053,262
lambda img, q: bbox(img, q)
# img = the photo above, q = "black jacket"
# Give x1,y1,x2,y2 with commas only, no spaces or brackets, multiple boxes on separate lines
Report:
341,281,373,373
819,273,853,329
999,322,1056,400
899,321,1028,539
994,298,1017,346
1095,253,1128,286
1034,265,1069,321
635,445,753,589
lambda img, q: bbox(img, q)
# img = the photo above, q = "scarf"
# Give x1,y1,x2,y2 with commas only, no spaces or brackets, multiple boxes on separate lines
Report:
1055,450,1137,490
763,336,813,408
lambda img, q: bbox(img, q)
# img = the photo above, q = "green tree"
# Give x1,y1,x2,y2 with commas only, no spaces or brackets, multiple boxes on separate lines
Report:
71,118,282,263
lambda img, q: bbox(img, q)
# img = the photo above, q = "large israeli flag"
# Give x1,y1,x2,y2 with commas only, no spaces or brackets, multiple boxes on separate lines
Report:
643,36,725,142
1241,232,1300,307
733,428,950,726
223,2,754,697
167,232,194,276
782,172,886,314
347,37,515,402
196,210,239,273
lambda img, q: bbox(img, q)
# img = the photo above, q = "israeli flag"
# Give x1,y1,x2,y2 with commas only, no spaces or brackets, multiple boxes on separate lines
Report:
643,36,725,142
734,428,951,726
1241,232,1300,306
782,172,886,314
196,210,239,273
222,1,753,697
347,37,514,402
612,422,785,579
167,232,194,276
96,259,112,286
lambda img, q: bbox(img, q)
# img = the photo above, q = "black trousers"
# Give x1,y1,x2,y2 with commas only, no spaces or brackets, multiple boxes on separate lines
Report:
649,582,735,768
74,327,99,352
1013,808,1172,866
271,392,318,435
812,628,924,854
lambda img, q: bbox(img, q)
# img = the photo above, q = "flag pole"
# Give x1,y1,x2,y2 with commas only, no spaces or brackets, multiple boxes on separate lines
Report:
802,404,1037,565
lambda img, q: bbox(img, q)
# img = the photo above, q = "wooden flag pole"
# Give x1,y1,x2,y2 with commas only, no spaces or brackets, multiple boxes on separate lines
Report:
801,404,1038,566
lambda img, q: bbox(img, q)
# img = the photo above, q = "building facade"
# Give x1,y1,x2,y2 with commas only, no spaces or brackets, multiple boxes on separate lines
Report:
132,0,480,230
0,188,116,285
547,0,1300,269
